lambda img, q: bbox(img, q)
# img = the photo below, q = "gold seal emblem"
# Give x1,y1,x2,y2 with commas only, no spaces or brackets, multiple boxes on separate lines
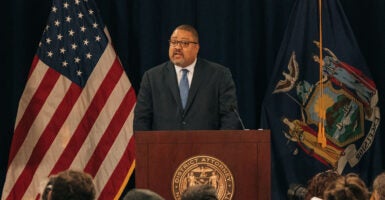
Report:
172,155,234,200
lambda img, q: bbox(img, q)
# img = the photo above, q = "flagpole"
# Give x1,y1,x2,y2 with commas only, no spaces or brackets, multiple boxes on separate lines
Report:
317,0,327,148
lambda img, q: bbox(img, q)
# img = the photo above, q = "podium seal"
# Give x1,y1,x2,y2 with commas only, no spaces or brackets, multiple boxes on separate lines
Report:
171,155,234,200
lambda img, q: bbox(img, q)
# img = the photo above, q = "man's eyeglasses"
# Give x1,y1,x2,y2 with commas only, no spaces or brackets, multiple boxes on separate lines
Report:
169,40,198,48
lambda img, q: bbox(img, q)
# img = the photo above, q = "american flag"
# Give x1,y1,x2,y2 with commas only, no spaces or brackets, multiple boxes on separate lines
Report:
2,0,136,199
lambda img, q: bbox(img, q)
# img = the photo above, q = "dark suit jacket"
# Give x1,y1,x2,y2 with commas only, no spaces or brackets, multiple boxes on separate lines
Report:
133,58,241,130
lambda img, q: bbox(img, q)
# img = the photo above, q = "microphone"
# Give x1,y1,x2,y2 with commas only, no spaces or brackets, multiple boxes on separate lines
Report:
230,105,247,130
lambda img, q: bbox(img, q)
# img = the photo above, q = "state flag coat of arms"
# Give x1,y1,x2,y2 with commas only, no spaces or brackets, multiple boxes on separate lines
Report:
260,0,381,199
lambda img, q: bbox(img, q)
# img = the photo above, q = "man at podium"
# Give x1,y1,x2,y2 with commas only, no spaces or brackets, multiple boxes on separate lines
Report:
134,24,242,131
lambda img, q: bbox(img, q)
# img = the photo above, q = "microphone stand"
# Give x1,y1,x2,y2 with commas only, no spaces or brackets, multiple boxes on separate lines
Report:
230,105,247,130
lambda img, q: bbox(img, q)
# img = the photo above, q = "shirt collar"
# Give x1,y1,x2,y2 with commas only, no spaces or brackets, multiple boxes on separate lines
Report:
174,58,197,74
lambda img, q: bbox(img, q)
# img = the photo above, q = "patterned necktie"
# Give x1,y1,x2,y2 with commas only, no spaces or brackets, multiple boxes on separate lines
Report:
179,69,189,109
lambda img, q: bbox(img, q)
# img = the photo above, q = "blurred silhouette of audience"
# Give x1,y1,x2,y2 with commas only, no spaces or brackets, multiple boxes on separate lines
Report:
47,169,96,200
122,188,165,200
305,169,341,200
371,172,385,200
323,172,370,200
42,176,55,200
181,184,218,200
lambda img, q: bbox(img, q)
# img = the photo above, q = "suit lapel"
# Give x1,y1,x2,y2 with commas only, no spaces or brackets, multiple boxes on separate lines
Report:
165,62,184,109
185,59,205,110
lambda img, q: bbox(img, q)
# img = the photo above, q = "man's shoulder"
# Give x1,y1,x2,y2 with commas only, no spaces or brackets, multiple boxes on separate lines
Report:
145,61,173,74
197,58,230,72
198,58,224,67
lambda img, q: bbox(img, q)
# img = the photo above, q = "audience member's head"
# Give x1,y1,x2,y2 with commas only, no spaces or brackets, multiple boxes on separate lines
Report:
372,172,385,200
323,172,370,200
122,188,165,200
181,184,218,200
50,169,96,200
42,176,55,200
305,169,341,200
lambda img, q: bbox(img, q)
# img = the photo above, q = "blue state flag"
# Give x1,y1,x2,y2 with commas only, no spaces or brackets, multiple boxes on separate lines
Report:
260,0,381,199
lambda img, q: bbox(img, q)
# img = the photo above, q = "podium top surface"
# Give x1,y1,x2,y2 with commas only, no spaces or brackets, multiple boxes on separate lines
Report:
134,129,270,144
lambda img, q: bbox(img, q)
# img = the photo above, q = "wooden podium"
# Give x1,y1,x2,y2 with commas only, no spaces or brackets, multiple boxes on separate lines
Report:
135,130,270,200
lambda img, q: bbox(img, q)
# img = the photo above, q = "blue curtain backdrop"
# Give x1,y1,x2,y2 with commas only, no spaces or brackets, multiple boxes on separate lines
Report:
1,0,384,199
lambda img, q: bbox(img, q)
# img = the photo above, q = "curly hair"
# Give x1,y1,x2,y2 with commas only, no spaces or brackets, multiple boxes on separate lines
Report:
305,170,341,200
323,173,370,200
50,169,96,200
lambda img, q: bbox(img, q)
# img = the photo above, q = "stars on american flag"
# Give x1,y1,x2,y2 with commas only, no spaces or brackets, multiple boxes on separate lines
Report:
62,61,68,67
37,0,107,87
80,26,86,32
71,43,78,50
65,16,72,22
